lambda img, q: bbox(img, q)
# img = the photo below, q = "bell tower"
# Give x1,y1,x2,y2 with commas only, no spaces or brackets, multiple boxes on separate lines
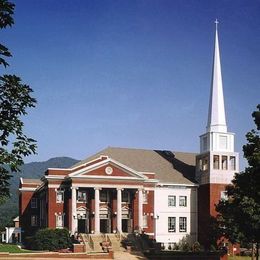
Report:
196,20,239,247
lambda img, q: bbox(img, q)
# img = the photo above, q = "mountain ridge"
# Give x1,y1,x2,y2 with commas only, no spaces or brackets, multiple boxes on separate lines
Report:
0,156,79,230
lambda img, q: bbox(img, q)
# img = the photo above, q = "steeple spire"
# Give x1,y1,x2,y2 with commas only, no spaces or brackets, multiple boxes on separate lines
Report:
207,20,227,133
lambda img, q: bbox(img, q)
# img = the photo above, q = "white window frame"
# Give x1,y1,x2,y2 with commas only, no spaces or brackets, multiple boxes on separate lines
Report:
77,190,87,202
230,156,236,171
179,196,187,207
168,217,176,232
221,191,228,201
168,195,176,207
56,214,64,228
31,198,37,208
179,217,187,232
100,190,109,203
31,215,38,227
122,191,130,203
56,190,64,203
143,215,148,228
143,191,148,204
221,155,228,170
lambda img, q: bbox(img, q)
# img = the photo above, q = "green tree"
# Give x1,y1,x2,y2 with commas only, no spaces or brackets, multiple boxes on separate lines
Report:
216,104,260,259
0,0,37,203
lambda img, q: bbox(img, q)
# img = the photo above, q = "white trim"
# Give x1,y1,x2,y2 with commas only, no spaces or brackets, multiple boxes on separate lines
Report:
71,155,109,171
139,172,156,175
47,168,70,171
71,183,144,189
72,175,143,181
20,177,23,184
69,157,148,180
19,187,37,192
157,183,198,187
45,175,66,180
48,184,62,188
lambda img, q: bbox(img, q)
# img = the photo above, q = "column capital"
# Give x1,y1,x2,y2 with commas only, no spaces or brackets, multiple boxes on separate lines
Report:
94,187,101,191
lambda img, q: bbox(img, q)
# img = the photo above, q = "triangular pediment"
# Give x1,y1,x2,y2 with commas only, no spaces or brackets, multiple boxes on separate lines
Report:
69,157,148,180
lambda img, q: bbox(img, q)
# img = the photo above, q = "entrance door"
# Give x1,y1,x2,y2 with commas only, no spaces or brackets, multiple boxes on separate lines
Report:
78,219,86,233
100,219,111,233
122,219,128,233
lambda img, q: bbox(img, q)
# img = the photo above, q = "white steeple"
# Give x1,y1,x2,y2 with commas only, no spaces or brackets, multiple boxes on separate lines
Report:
196,20,239,186
206,19,227,133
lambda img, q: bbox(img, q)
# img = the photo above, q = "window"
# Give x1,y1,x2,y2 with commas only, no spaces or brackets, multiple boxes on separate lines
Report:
168,195,176,207
143,215,148,228
77,190,87,202
100,190,109,202
31,198,37,208
179,196,187,207
56,190,64,203
168,217,176,232
143,191,148,204
230,156,236,170
222,156,228,170
56,214,64,228
122,191,130,203
203,136,207,151
221,191,228,201
199,157,208,171
219,135,228,149
31,215,38,227
213,155,220,169
179,217,187,232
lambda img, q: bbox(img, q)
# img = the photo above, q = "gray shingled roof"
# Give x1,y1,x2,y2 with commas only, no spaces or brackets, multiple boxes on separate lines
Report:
71,147,197,185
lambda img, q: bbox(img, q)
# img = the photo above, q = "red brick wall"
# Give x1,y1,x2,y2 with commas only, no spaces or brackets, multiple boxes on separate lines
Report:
20,190,40,238
198,183,228,248
83,164,130,177
143,190,154,233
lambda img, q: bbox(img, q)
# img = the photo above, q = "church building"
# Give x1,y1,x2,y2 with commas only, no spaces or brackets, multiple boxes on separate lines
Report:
19,22,239,248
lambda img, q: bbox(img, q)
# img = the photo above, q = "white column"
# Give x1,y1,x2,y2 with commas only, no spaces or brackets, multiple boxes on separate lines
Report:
117,188,122,232
71,187,77,234
94,188,100,234
5,227,8,243
138,189,143,232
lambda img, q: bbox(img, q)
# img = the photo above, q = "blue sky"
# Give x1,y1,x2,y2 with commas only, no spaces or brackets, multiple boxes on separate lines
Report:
2,0,260,169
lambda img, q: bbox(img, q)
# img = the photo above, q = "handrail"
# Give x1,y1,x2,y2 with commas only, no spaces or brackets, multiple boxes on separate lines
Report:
106,234,112,246
79,233,87,252
115,228,122,241
88,234,94,250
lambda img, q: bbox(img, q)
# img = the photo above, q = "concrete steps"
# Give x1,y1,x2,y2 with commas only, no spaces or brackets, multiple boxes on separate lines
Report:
80,233,103,252
107,234,122,251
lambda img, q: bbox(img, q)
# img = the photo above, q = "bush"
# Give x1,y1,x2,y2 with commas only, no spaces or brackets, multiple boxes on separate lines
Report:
192,241,202,252
179,241,190,252
29,228,72,251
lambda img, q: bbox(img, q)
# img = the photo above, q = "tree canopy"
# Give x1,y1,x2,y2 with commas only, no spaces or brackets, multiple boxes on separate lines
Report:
0,0,37,203
216,104,260,256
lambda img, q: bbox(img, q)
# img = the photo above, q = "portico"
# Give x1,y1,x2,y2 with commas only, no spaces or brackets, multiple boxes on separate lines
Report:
70,185,146,235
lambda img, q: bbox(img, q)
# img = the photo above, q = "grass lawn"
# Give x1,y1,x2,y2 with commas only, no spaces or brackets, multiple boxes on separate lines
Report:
228,257,251,260
0,243,33,253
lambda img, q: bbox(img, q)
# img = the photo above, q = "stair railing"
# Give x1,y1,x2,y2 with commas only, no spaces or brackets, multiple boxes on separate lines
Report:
115,228,121,241
88,234,94,250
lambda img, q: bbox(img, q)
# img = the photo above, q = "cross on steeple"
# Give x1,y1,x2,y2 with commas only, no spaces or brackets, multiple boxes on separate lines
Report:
215,19,219,30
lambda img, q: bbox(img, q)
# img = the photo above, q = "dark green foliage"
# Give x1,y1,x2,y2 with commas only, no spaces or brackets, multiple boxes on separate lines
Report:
28,228,72,251
192,241,202,252
0,0,37,204
216,105,260,256
0,0,14,67
0,157,79,230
